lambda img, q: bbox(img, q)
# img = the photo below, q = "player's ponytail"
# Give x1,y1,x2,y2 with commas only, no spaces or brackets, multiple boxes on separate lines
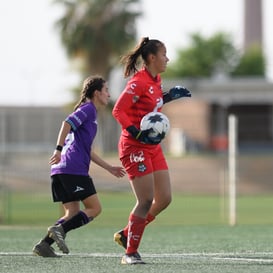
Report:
74,75,105,110
121,37,165,78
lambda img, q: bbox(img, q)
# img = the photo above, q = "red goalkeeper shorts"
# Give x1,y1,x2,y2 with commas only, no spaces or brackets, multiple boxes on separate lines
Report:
119,141,168,180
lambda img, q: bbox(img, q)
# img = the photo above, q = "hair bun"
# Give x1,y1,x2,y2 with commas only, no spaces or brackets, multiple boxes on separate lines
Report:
142,37,149,46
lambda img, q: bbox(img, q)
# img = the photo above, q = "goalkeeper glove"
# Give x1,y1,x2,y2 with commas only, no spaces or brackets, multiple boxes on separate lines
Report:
163,86,191,103
126,125,162,145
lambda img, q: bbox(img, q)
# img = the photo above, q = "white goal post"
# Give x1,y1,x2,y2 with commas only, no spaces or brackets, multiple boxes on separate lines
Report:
228,114,238,226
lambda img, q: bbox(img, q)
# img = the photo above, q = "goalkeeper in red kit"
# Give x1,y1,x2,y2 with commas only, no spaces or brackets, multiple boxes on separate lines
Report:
112,37,191,264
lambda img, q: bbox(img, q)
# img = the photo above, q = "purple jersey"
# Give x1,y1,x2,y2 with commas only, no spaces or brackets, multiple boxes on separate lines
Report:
51,102,97,176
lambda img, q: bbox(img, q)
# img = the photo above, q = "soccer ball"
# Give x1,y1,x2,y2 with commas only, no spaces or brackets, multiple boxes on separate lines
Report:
140,112,170,139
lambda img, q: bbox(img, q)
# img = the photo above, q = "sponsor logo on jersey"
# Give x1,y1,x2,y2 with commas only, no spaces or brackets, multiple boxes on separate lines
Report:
72,114,83,126
132,95,139,103
153,97,164,112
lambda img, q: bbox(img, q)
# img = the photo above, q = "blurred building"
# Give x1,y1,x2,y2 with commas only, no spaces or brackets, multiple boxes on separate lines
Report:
163,78,273,153
0,106,67,153
0,106,118,154
244,0,263,49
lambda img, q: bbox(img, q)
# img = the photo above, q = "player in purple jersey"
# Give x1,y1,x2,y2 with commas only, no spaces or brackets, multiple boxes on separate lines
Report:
33,75,126,257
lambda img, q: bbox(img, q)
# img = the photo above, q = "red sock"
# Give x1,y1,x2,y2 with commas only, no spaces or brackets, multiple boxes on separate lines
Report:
126,214,146,255
123,213,155,237
145,213,155,225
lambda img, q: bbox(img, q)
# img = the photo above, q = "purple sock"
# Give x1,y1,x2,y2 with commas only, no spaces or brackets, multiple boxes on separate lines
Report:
55,218,65,225
61,211,92,233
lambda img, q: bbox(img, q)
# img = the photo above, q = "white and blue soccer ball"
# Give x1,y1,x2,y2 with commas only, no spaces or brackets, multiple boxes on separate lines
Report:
140,112,170,139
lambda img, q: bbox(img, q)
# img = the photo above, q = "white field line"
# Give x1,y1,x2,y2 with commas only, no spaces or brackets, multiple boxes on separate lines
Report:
1,251,273,263
212,257,273,263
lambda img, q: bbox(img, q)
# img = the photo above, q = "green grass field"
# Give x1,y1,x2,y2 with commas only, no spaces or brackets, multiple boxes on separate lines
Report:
1,192,273,272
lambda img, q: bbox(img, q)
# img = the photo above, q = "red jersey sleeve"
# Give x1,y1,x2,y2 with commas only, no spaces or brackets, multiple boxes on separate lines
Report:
112,79,146,129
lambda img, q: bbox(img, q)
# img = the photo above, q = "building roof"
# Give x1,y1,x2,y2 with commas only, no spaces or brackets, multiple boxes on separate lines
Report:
164,78,273,105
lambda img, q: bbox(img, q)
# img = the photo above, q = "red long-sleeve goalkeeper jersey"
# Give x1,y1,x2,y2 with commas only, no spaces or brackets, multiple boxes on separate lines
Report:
112,67,164,144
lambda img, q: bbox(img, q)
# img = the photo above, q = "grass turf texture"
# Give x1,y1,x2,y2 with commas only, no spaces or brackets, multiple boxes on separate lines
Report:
1,193,273,272
1,225,273,273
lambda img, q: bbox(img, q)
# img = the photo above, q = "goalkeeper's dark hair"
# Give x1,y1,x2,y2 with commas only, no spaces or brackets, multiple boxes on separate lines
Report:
121,37,165,78
74,75,105,111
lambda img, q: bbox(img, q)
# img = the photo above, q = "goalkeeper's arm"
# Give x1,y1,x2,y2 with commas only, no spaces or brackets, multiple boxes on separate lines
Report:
163,86,191,104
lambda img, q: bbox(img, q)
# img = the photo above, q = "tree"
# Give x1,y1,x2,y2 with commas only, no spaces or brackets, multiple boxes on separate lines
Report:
164,32,266,79
54,0,142,153
54,0,141,78
164,32,239,78
231,45,265,77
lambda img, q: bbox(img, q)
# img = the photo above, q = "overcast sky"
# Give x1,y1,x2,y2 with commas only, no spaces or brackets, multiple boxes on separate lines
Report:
0,0,272,106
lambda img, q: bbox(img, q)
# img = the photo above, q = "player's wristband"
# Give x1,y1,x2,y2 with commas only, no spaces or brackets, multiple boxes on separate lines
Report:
56,145,63,152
